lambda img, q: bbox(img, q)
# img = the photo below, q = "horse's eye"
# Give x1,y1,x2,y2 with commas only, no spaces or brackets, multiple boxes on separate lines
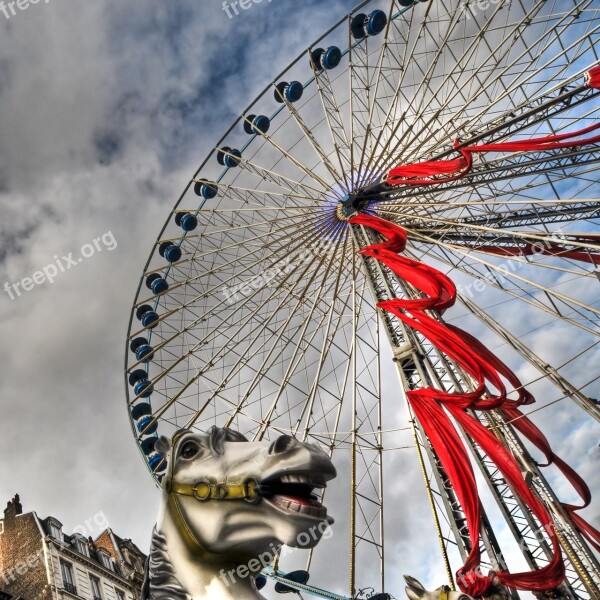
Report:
180,441,200,459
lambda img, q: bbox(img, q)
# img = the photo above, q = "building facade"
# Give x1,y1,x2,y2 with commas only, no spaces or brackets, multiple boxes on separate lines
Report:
0,495,147,600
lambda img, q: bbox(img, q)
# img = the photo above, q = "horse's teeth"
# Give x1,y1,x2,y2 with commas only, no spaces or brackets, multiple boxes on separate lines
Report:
270,494,328,519
279,474,316,484
278,498,291,509
277,473,326,488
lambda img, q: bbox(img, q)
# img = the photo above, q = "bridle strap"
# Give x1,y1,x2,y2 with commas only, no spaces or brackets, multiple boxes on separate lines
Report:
167,492,205,553
165,478,260,554
161,433,260,553
167,478,259,503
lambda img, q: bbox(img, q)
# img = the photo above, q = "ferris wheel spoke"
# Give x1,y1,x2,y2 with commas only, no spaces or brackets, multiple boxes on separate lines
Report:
254,252,355,441
135,211,336,301
182,304,333,435
349,34,372,187
456,294,600,423
390,61,598,179
398,9,599,158
232,152,327,201
357,4,417,186
237,117,337,199
377,168,600,229
132,208,336,312
410,40,600,168
378,146,600,216
423,251,600,338
433,199,600,230
370,1,598,179
373,92,600,226
407,236,600,335
418,224,600,256
308,47,353,190
359,1,441,184
172,211,318,255
351,1,400,189
262,91,344,192
421,236,599,289
372,2,488,175
364,0,510,178
293,261,379,441
193,178,323,207
375,196,598,213
225,235,352,434
129,213,336,356
254,285,359,442
377,205,600,255
422,229,600,256
184,243,352,431
173,226,346,369
141,236,349,422
408,56,599,171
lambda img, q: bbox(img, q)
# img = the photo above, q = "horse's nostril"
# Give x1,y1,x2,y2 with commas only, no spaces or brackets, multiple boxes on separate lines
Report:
269,434,297,455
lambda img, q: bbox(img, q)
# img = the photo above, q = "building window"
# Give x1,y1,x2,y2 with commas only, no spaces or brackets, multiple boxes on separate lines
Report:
60,561,76,595
115,589,125,600
98,551,113,571
49,522,62,540
90,575,103,600
74,536,89,557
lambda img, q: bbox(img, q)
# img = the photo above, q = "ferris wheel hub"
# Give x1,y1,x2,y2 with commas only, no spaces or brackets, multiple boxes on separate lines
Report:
338,179,392,219
338,192,370,219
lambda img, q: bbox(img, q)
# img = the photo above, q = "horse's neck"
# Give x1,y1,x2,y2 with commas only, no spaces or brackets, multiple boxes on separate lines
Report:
159,513,264,600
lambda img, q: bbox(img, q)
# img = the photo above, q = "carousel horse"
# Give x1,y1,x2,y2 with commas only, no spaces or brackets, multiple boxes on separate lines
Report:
142,426,336,600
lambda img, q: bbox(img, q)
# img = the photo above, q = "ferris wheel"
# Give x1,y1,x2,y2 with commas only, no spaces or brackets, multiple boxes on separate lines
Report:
125,1,600,599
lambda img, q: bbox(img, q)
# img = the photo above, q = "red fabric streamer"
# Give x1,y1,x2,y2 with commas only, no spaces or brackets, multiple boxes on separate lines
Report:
386,66,600,186
586,64,600,89
348,213,600,594
467,243,600,266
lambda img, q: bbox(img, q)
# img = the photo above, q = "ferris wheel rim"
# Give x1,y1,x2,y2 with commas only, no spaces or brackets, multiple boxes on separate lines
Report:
125,2,600,596
125,0,600,463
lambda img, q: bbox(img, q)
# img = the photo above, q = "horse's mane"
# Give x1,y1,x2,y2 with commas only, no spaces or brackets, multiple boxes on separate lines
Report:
142,526,189,600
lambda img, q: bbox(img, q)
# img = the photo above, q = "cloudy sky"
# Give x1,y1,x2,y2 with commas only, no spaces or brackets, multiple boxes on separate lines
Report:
0,1,598,599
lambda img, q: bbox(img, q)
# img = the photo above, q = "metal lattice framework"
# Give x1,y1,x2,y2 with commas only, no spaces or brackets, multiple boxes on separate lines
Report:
125,1,600,598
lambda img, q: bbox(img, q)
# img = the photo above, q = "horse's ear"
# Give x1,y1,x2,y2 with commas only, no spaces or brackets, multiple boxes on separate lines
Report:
404,576,427,599
155,436,171,458
405,588,424,600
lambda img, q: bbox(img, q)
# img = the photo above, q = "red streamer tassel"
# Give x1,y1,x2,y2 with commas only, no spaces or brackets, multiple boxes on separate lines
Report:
466,243,600,266
586,64,600,89
386,65,600,186
348,213,600,594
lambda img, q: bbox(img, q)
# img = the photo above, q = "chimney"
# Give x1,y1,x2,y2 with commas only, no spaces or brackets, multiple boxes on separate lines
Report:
4,494,22,518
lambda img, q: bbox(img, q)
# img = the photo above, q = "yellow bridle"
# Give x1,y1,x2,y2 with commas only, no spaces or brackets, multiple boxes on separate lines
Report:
161,434,261,553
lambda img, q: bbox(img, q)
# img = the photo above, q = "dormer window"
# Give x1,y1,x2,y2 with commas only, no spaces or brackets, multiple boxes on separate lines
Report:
47,518,63,541
98,551,114,571
73,535,89,557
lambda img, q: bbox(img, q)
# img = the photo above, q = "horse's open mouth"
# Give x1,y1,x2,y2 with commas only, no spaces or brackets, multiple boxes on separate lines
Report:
258,472,333,521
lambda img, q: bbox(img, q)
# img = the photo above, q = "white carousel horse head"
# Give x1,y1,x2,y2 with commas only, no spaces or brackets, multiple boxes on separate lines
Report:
404,575,511,600
143,426,336,600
